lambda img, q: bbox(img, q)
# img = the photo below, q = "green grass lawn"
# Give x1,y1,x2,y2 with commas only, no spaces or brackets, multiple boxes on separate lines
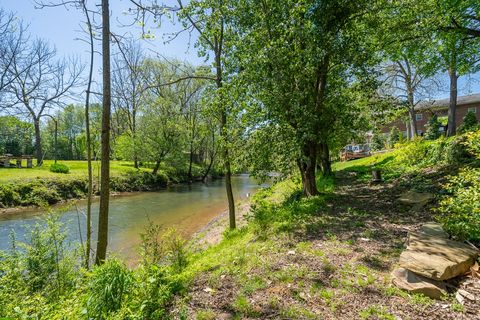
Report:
332,151,395,172
0,160,148,183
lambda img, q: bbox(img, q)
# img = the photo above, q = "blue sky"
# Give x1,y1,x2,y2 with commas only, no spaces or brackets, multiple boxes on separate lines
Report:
0,0,205,88
0,0,479,100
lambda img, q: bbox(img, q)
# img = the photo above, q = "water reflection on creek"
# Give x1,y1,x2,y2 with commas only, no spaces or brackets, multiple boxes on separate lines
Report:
0,174,267,262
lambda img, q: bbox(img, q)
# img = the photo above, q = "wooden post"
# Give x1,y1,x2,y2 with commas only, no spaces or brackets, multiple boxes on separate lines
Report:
16,159,22,168
27,158,32,168
372,168,382,183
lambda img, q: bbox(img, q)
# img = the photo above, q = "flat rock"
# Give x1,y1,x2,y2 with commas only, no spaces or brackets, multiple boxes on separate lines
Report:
420,222,448,238
398,191,433,206
391,267,447,299
400,232,478,281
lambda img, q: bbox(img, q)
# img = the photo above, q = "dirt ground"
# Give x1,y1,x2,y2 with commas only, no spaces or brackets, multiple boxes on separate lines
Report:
178,170,479,320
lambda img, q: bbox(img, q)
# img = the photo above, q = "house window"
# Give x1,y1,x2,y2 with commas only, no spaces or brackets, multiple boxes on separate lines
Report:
415,114,423,121
468,107,477,114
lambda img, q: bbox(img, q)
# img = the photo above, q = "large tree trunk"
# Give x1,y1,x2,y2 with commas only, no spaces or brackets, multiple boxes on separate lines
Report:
152,159,161,175
406,85,418,139
408,108,418,138
95,0,111,265
319,142,332,176
298,141,319,197
447,67,458,137
34,118,43,166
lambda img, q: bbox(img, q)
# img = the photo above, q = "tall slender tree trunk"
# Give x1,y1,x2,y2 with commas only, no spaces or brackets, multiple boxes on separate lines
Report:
221,112,235,229
214,26,235,229
188,140,194,182
202,132,216,182
82,0,94,269
95,0,111,265
133,109,138,169
34,118,43,166
447,67,458,137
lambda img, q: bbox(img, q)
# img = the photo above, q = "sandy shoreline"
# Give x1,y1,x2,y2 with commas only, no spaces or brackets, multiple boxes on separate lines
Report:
190,200,252,250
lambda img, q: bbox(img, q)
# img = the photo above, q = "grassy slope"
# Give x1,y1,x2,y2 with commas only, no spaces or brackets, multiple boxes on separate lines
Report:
165,150,472,319
1,140,477,319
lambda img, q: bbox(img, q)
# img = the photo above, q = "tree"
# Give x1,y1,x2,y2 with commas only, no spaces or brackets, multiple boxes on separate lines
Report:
381,54,439,139
0,9,27,100
34,0,99,268
424,114,441,140
177,66,207,182
139,59,185,174
0,116,34,156
6,39,83,165
232,0,378,196
434,33,480,136
111,40,145,168
379,0,479,137
432,0,480,39
95,0,111,265
389,126,401,148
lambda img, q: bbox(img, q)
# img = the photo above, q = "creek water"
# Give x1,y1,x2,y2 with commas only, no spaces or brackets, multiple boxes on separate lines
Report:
0,174,266,262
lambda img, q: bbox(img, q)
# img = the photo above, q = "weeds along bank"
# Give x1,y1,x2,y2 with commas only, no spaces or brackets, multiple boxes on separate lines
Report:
0,130,479,319
0,160,217,208
0,176,330,319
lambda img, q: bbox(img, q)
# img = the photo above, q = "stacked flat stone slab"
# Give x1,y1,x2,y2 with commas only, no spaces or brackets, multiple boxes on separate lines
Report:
391,222,478,299
391,268,447,299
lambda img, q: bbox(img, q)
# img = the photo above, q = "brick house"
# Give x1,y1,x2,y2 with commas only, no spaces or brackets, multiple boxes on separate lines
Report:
381,93,480,136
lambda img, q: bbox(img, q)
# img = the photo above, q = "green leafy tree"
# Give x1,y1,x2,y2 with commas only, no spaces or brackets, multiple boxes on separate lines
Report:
459,111,478,133
371,132,386,151
139,59,186,174
389,126,401,147
232,0,379,196
0,116,34,156
425,114,441,140
434,33,480,136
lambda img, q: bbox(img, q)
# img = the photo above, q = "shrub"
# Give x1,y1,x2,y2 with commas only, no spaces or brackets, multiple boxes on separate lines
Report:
140,225,188,272
458,111,478,133
424,115,441,140
87,259,133,319
371,132,386,151
49,163,70,174
0,185,21,207
110,171,168,192
437,168,480,244
23,216,76,296
388,127,401,148
394,135,474,169
395,138,432,167
444,135,474,164
0,215,78,319
463,129,480,159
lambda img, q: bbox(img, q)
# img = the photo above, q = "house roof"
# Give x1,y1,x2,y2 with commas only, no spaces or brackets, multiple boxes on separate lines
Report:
415,93,480,111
